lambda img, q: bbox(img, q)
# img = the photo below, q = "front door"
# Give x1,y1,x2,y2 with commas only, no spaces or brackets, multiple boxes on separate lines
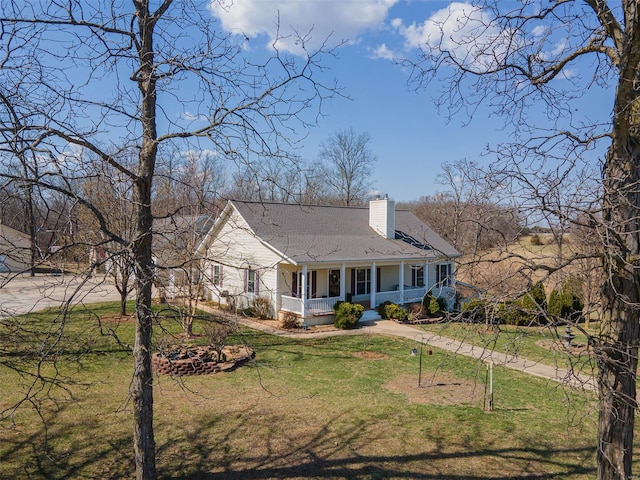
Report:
329,269,340,297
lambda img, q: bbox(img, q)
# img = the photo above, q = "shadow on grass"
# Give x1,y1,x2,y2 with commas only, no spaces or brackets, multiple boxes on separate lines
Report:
1,401,597,480
1,401,134,480
165,448,594,480
155,409,596,480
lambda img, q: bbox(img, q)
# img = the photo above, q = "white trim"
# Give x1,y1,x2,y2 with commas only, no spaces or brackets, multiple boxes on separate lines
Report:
370,261,376,307
301,265,307,317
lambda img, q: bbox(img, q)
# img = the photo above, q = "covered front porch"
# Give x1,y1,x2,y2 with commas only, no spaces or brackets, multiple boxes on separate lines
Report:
277,260,452,321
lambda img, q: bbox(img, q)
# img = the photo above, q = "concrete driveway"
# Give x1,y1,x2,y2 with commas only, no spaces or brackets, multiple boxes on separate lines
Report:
0,273,123,317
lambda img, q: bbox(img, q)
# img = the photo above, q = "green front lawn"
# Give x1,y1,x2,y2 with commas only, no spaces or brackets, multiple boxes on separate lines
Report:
419,320,595,370
0,302,609,478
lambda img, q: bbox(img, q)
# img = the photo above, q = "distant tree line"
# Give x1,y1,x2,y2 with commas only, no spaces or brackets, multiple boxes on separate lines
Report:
402,159,522,255
0,126,378,274
404,195,521,254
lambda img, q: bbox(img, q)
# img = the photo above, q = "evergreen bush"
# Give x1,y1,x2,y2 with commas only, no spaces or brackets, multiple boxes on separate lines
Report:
423,291,445,315
383,303,408,322
377,300,393,319
500,282,548,326
333,302,364,329
461,298,487,322
549,277,584,322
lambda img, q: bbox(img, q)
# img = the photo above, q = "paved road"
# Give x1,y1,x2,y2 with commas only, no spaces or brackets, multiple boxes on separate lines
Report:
0,273,123,317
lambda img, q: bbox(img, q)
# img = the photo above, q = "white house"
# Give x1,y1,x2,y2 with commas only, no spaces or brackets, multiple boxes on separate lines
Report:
0,222,31,273
198,198,460,325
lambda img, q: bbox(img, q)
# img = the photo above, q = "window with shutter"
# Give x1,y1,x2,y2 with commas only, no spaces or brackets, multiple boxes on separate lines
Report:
246,269,257,293
411,266,424,287
212,264,223,287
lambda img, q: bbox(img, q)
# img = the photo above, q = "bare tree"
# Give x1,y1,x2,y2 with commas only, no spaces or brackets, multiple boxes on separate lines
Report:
0,95,45,276
80,165,138,316
0,2,336,479
319,127,376,206
228,155,329,203
403,2,639,478
154,147,226,216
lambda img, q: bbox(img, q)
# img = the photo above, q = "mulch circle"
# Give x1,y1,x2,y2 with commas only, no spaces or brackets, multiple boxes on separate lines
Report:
385,372,483,406
353,351,389,360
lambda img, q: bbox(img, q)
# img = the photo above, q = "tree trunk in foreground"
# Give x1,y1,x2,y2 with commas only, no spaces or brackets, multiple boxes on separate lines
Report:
132,1,158,478
598,29,640,476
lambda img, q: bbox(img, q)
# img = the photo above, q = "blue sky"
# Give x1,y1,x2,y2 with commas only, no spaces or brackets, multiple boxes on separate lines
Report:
2,1,615,204
206,0,614,202
207,0,503,201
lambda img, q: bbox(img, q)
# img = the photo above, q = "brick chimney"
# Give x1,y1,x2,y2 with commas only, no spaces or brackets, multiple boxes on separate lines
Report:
369,196,395,239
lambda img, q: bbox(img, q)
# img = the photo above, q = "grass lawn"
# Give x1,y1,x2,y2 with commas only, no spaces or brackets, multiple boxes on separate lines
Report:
418,321,596,371
0,302,611,479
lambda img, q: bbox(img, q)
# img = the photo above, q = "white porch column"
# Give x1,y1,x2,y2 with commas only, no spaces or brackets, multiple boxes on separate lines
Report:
340,263,346,300
301,265,307,317
425,260,430,290
399,261,404,303
274,267,280,317
451,261,456,286
370,262,376,308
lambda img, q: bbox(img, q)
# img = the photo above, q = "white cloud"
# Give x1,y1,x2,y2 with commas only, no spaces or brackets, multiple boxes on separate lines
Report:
559,68,577,80
540,38,567,61
209,0,398,55
531,25,547,37
371,43,396,60
393,2,512,71
182,149,219,161
181,111,208,122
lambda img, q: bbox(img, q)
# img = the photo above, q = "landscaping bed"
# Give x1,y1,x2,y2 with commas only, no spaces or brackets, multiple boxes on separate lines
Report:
152,344,254,375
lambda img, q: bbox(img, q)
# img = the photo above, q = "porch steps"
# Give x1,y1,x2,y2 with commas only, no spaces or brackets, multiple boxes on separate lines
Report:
359,309,381,325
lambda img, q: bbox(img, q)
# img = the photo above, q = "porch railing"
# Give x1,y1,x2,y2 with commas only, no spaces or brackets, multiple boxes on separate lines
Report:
403,287,427,303
281,289,428,315
280,295,340,315
374,288,427,306
281,295,303,313
375,290,402,305
307,296,341,314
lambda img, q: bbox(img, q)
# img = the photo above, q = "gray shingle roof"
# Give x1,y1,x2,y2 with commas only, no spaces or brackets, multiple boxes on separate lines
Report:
154,214,215,267
230,201,460,264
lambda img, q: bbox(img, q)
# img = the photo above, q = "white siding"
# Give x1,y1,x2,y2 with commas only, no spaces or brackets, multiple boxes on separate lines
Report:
0,224,31,272
203,208,282,309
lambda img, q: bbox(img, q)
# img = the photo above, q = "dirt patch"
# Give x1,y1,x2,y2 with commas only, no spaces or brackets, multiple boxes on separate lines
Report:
385,372,484,406
97,313,136,325
536,339,588,356
353,351,389,360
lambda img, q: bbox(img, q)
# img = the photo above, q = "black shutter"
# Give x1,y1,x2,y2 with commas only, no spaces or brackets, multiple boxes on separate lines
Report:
311,270,317,298
351,269,356,295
